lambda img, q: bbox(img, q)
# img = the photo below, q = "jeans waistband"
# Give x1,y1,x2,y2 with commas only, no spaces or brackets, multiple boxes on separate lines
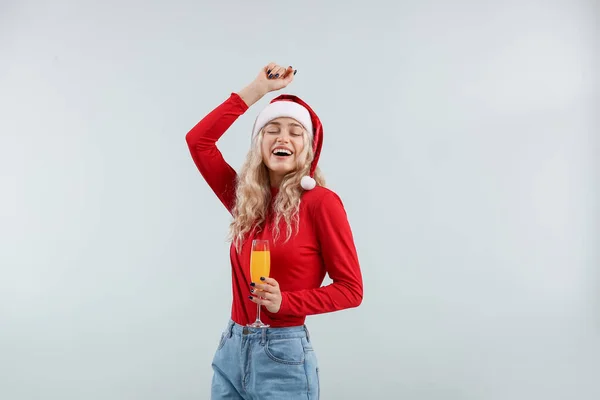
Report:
225,319,311,342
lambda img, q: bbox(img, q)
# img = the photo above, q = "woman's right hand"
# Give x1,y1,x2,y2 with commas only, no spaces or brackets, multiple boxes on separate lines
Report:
239,62,296,107
254,62,296,93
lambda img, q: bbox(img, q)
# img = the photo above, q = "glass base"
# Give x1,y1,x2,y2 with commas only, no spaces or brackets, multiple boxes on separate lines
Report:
247,320,270,328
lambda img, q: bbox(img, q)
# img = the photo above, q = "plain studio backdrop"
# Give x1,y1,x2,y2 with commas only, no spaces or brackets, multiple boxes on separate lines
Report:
1,0,598,399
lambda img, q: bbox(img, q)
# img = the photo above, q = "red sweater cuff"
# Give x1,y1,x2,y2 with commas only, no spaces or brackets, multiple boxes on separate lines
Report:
277,291,291,316
230,92,250,111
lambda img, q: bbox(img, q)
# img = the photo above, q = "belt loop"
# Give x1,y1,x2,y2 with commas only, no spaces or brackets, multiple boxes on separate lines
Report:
304,325,310,342
260,327,267,345
227,320,234,338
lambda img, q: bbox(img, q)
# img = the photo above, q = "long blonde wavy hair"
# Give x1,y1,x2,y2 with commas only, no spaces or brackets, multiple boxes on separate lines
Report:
228,126,325,251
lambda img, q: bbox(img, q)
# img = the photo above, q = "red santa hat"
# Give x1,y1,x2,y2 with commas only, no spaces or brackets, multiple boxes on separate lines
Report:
251,94,323,190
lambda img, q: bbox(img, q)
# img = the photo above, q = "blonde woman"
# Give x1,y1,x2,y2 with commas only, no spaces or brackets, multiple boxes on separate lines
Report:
185,62,363,399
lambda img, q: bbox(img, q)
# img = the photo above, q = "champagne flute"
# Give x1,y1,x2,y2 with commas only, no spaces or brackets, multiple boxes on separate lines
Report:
247,239,270,328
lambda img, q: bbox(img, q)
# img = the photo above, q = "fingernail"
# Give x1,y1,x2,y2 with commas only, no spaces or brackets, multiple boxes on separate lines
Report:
293,70,297,75
268,74,273,78
248,296,253,300
267,69,271,74
250,289,255,293
250,282,255,286
275,73,279,78
260,277,266,281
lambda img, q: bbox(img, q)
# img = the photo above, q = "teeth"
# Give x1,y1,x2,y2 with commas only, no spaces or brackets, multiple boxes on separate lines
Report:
272,148,292,155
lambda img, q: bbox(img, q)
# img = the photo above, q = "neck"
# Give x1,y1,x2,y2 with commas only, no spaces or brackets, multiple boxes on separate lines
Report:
269,171,284,188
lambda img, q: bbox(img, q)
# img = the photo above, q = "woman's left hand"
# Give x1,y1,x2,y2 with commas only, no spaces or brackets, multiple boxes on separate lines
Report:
249,277,282,313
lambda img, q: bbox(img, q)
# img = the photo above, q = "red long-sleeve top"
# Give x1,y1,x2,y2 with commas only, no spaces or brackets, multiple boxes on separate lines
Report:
185,92,363,327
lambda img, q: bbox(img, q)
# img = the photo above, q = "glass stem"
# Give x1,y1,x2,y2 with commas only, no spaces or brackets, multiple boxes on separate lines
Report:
257,303,261,322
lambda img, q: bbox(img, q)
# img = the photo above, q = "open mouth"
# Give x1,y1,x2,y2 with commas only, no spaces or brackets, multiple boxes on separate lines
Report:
272,148,293,157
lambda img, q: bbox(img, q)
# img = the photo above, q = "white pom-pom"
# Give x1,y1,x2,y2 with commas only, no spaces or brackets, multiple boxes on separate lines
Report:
300,175,316,190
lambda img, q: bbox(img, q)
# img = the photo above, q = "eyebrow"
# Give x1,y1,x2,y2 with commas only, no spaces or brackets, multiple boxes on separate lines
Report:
265,121,304,129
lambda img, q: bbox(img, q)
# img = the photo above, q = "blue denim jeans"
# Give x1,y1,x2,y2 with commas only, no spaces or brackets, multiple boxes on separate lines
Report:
211,319,320,399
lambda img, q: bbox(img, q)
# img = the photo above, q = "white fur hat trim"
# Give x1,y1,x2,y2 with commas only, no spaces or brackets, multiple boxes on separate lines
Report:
252,101,313,139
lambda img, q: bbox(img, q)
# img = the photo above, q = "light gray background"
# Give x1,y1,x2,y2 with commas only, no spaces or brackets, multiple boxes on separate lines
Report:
1,0,598,399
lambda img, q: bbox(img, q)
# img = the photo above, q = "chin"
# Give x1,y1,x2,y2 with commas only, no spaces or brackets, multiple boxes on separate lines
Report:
269,166,295,175
265,162,296,180
266,157,295,173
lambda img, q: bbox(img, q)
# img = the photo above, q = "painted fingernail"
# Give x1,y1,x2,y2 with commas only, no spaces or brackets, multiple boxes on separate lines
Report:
293,70,297,75
267,69,271,74
275,73,279,78
260,277,266,281
268,74,273,78
248,296,253,300
250,282,255,286
250,289,255,293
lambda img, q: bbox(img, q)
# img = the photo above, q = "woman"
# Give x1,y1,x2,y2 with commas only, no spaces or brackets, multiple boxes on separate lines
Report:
185,62,363,399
